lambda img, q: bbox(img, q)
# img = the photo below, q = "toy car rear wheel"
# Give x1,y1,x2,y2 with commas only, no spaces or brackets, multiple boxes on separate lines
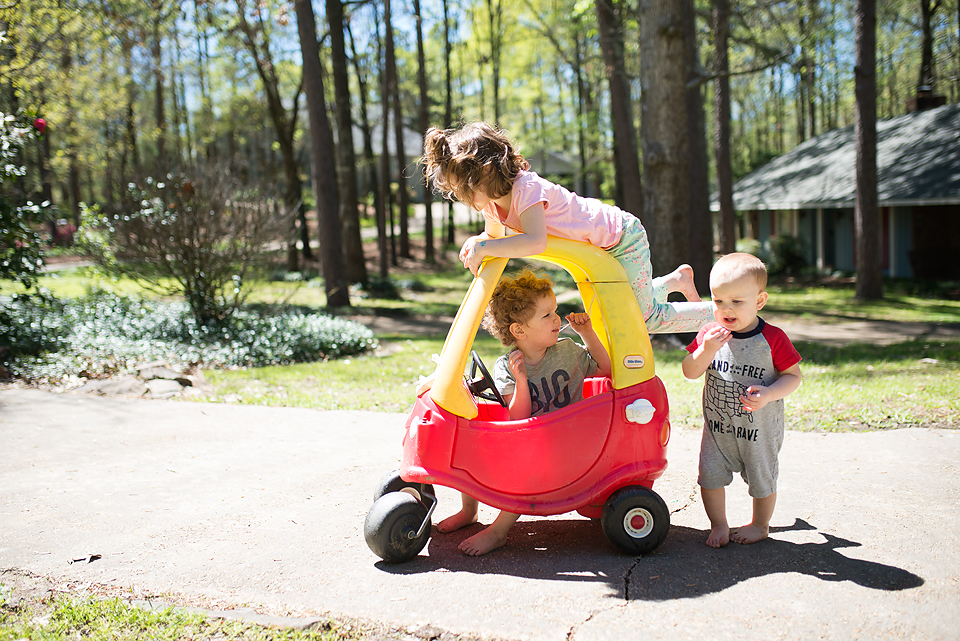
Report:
601,486,670,555
364,491,431,563
373,470,435,503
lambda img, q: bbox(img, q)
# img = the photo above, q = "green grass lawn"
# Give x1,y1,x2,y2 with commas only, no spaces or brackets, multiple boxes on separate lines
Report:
203,332,960,431
764,281,960,324
202,334,504,412
5,261,960,430
658,338,959,432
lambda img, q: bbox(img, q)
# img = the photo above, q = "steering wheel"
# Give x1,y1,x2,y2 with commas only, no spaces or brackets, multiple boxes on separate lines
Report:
466,350,507,408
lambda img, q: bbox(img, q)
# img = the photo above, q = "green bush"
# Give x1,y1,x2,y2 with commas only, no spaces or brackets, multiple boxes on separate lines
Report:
0,290,377,383
735,236,808,276
766,235,808,276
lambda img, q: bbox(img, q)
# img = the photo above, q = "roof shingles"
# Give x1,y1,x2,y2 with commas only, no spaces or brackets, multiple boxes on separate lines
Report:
725,103,960,210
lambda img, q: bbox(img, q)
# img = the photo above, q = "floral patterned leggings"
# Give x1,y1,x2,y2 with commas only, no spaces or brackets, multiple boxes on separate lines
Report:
606,216,715,334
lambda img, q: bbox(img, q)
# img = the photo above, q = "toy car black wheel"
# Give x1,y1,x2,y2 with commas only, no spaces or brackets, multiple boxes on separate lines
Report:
364,491,431,563
466,350,507,407
601,486,670,555
373,470,435,503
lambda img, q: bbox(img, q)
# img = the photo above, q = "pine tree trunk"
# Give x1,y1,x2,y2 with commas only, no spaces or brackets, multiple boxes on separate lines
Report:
684,0,712,295
327,0,367,284
378,10,393,277
443,0,456,246
293,0,350,307
714,0,736,255
384,0,410,259
855,0,882,300
414,0,434,263
595,0,643,223
639,0,690,273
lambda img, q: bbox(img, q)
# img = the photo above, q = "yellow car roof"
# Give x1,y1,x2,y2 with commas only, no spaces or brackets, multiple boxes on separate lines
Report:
429,237,657,420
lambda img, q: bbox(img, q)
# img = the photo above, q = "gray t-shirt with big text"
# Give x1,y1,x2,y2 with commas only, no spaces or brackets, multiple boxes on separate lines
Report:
493,337,599,417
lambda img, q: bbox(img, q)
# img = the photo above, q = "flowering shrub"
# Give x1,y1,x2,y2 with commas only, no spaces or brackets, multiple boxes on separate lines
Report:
0,110,49,288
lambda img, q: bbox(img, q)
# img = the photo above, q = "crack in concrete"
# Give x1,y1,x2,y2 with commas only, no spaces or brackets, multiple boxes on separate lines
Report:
670,486,701,515
622,557,642,602
565,556,643,640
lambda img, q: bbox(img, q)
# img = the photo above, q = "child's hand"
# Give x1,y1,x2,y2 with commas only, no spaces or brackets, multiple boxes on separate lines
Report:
566,312,594,336
459,236,488,275
702,325,732,353
507,350,527,382
740,385,770,412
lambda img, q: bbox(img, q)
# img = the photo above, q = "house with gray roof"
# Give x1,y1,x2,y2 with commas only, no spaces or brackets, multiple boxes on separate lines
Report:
719,102,960,280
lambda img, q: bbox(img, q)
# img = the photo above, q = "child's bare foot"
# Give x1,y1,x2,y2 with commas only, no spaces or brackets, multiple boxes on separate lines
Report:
674,264,702,302
731,523,769,544
459,525,509,556
436,510,478,534
706,524,730,548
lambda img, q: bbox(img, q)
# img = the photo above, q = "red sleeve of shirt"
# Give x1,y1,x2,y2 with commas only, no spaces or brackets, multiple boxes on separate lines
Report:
761,323,802,372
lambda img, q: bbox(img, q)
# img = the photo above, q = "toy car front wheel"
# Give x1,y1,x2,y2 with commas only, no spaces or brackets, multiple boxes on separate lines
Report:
373,470,435,503
364,491,431,563
601,486,670,554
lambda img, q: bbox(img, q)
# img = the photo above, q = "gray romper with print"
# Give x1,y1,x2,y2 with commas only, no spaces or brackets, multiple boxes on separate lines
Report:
687,319,802,498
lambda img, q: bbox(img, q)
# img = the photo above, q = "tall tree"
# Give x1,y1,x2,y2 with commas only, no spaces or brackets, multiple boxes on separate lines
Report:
713,0,736,254
442,0,456,246
326,0,367,284
378,5,394,275
854,0,882,300
346,13,385,269
293,0,350,307
684,0,712,295
595,0,643,221
487,0,503,124
639,0,690,273
918,0,940,90
384,0,410,259
414,0,434,263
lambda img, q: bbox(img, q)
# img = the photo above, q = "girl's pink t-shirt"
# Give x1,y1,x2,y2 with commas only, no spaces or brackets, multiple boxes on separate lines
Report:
481,171,625,249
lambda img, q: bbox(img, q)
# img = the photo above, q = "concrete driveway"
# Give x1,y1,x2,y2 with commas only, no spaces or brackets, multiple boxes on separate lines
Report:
1,388,957,640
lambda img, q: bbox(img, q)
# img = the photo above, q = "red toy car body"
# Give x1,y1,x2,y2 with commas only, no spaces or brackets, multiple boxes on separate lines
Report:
365,238,673,562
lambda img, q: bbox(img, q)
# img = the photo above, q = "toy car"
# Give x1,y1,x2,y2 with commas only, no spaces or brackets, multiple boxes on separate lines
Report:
364,236,672,562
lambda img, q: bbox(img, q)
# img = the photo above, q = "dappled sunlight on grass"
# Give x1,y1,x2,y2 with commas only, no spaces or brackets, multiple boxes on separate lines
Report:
655,340,960,432
764,284,960,324
0,266,163,298
202,334,504,413
6,261,959,431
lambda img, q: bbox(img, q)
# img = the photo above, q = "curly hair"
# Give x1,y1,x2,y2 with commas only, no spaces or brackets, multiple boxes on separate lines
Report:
420,121,529,210
481,269,555,346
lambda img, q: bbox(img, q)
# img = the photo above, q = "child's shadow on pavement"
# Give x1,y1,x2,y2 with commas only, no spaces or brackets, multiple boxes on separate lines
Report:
625,518,924,600
378,518,923,600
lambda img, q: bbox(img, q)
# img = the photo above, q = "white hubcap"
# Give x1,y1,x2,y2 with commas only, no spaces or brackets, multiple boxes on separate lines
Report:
623,507,654,538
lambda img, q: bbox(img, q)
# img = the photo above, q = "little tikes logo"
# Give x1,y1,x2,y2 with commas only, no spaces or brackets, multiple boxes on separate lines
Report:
623,355,645,369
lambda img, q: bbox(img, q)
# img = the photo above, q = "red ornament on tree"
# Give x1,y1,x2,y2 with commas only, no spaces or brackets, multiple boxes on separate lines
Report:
33,118,46,135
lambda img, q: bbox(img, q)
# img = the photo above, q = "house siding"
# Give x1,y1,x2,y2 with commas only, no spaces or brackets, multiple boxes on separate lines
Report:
891,208,913,278
834,209,855,272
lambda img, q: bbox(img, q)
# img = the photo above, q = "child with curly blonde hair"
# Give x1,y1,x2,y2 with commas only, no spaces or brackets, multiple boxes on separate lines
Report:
438,269,611,555
421,121,713,334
